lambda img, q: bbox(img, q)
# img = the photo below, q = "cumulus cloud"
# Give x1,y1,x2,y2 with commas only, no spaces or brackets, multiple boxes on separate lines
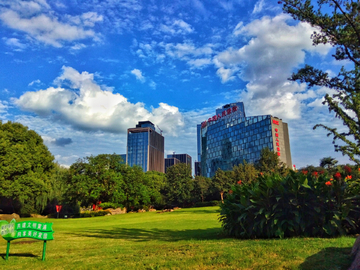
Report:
214,14,332,120
0,1,102,47
14,66,185,135
131,69,145,82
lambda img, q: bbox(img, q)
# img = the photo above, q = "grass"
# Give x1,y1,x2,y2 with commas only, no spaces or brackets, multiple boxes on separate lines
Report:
0,206,355,269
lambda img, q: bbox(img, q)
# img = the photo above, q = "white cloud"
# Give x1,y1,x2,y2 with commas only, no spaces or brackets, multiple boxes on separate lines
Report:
131,69,145,82
214,14,332,120
159,19,193,36
0,100,8,113
253,0,265,14
14,66,185,136
3,37,27,50
0,1,102,47
28,79,41,86
149,81,157,89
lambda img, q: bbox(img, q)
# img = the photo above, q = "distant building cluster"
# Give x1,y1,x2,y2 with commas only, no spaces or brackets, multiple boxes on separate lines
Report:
119,102,292,178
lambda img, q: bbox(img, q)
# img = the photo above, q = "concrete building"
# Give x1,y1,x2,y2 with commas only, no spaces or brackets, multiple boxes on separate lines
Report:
197,102,292,178
127,121,165,173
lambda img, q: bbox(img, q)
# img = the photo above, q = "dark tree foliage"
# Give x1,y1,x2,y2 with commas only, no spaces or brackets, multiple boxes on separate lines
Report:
319,156,339,169
119,165,150,209
143,171,167,207
193,176,212,202
234,160,259,184
282,0,360,164
0,121,55,214
165,163,193,206
66,154,126,207
212,168,235,202
255,148,289,176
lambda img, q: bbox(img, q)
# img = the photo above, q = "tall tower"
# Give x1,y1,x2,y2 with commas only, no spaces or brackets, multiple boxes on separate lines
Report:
127,121,165,173
197,102,292,178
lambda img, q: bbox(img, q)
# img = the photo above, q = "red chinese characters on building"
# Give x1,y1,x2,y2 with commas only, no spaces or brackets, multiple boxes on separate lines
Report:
274,122,281,156
201,105,238,129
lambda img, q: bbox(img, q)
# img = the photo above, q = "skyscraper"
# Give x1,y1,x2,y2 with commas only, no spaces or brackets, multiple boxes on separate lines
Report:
198,102,292,178
127,121,165,173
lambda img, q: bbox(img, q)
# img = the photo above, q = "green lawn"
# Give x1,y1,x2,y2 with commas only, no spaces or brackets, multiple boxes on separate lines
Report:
0,206,355,269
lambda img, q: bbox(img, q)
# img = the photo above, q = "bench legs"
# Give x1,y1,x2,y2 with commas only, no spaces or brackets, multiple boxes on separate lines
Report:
42,240,47,261
5,241,10,261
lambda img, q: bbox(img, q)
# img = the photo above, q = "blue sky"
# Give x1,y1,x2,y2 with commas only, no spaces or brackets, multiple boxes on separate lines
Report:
0,0,352,169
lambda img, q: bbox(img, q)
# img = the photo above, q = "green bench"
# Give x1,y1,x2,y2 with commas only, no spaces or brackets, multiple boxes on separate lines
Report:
0,219,54,261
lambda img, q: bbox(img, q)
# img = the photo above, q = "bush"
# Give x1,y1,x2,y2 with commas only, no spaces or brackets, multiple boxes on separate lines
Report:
219,170,360,238
194,201,221,207
80,210,111,218
99,202,122,209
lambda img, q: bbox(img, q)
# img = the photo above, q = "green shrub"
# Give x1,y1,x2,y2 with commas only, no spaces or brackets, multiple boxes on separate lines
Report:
219,170,360,238
99,202,122,209
80,210,111,218
194,200,221,207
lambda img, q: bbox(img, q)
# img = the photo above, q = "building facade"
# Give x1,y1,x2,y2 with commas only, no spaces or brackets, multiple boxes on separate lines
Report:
164,157,181,173
166,153,192,174
127,121,165,173
198,102,292,178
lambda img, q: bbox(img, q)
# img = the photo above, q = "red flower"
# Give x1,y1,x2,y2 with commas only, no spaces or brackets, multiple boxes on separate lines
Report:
237,180,242,185
330,178,334,181
344,165,352,173
302,170,308,175
260,172,264,176
325,181,332,186
345,175,352,180
229,190,233,194
334,172,341,179
312,171,319,177
319,170,324,175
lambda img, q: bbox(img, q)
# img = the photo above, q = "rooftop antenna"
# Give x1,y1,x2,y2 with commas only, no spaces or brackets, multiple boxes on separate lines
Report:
156,125,163,135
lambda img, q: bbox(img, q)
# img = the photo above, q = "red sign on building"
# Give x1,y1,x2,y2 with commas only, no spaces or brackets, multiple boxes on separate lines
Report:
201,105,238,129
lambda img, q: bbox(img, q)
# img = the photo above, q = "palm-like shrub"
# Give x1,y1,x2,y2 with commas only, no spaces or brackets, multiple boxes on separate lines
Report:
219,170,360,238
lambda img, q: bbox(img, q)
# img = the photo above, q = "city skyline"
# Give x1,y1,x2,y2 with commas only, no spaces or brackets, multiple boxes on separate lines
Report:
0,0,353,169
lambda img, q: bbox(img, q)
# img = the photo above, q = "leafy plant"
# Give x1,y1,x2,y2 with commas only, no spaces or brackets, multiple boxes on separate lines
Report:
219,170,360,238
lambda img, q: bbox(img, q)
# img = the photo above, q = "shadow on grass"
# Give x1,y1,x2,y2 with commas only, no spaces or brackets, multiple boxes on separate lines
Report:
179,208,221,214
73,227,223,242
0,253,38,260
299,247,352,270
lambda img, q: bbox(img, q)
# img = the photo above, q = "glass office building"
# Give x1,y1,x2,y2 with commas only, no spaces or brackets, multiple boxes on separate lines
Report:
127,121,165,173
198,102,292,178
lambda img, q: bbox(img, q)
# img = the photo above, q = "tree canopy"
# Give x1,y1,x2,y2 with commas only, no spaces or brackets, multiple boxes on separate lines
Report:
66,154,126,207
165,163,193,206
281,0,360,164
0,121,55,214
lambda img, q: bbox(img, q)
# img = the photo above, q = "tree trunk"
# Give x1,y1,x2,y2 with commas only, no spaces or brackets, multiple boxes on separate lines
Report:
220,191,224,203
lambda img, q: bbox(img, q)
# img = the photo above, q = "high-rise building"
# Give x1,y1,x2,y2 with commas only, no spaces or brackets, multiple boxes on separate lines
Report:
166,153,192,174
198,102,292,178
164,157,181,173
194,161,201,176
127,121,165,173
